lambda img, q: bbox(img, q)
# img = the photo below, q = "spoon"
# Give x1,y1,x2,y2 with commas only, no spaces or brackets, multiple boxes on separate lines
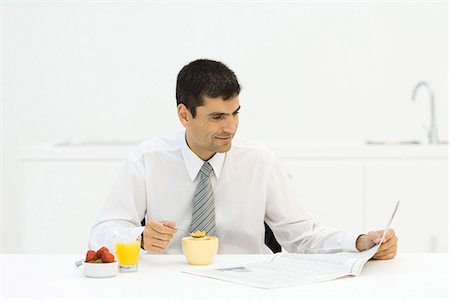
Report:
74,259,84,267
189,230,206,239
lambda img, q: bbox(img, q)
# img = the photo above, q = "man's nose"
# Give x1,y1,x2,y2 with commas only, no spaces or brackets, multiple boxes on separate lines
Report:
222,117,238,134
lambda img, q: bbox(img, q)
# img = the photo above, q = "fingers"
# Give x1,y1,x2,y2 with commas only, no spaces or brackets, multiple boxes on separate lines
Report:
373,242,397,260
367,228,396,244
382,229,396,243
377,232,397,251
367,230,384,244
161,220,177,230
361,228,398,260
373,229,398,260
359,234,375,251
144,235,170,253
151,219,177,235
357,230,380,251
142,219,177,253
357,229,394,252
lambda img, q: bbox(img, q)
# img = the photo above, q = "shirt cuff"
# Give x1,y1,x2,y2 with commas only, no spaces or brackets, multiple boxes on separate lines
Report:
342,232,362,252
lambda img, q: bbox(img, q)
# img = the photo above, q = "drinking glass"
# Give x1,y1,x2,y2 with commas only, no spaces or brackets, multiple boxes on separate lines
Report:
114,235,141,272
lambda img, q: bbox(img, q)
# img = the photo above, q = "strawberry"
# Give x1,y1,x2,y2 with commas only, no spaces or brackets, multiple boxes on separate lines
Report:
96,247,109,257
85,250,97,262
86,259,101,263
101,251,115,263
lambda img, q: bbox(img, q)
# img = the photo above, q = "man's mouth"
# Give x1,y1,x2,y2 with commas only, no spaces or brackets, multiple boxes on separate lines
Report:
215,136,232,140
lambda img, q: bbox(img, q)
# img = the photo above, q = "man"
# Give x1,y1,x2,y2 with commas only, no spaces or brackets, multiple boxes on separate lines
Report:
89,59,397,259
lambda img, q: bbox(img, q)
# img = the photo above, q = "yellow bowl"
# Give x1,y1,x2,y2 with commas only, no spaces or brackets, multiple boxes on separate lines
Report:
181,236,219,265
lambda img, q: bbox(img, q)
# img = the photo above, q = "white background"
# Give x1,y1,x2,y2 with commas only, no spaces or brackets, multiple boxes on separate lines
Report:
1,1,448,253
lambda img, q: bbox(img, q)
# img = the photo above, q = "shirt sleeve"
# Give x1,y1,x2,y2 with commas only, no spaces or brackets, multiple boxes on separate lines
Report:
88,153,147,252
264,156,360,253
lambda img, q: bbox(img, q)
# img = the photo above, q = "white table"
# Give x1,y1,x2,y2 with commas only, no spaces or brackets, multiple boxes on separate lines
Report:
1,253,448,299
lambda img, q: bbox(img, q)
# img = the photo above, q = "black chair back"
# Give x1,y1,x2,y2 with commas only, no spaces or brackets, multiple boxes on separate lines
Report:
264,221,282,253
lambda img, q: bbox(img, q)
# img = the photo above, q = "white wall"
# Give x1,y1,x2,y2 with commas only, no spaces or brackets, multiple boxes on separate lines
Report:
1,1,448,252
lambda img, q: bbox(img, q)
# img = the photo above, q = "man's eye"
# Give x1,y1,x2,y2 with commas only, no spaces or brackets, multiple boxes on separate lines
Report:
212,115,224,120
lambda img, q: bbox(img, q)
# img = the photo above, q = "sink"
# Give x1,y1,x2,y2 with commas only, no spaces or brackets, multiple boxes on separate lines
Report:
366,140,421,145
366,140,448,145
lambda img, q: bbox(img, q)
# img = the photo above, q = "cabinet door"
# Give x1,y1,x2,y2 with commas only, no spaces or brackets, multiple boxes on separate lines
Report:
365,160,448,253
22,161,125,253
280,160,365,233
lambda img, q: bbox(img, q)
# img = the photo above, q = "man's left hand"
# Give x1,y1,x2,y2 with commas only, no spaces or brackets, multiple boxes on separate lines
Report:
356,229,398,260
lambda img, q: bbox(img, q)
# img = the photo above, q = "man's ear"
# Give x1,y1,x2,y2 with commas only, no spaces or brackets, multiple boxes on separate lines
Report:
177,104,190,128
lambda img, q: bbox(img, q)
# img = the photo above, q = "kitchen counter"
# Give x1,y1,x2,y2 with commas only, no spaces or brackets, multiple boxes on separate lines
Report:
20,139,449,160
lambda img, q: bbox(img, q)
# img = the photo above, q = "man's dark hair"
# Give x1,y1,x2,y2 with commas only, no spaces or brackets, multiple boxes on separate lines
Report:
176,59,241,118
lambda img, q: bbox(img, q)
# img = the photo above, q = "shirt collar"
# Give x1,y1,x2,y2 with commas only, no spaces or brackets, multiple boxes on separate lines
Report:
179,131,226,182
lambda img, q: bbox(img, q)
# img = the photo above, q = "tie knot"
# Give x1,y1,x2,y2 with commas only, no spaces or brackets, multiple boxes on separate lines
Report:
199,162,213,178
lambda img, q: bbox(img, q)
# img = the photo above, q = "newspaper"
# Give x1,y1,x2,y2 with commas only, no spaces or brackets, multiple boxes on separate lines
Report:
183,201,399,289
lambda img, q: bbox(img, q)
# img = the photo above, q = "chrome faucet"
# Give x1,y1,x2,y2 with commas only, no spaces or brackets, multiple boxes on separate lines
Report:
412,81,438,144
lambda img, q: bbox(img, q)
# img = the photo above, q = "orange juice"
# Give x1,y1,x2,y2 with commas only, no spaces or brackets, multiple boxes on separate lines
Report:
115,241,140,266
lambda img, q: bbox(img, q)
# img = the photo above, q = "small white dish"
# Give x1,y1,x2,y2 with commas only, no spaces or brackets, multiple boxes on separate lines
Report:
82,261,118,278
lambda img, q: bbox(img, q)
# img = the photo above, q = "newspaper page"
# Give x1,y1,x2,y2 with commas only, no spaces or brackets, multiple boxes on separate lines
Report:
183,201,399,289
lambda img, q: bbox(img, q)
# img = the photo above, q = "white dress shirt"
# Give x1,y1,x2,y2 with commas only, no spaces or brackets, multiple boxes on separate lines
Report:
89,131,360,254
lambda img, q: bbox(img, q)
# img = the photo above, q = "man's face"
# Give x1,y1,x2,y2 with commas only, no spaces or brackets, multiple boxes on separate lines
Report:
179,95,240,161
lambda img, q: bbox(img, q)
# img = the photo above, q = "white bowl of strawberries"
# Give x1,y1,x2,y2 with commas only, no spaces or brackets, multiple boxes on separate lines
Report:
83,247,118,278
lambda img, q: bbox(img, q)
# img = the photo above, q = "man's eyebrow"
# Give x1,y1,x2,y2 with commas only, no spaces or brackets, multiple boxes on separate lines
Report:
208,112,227,117
207,106,241,117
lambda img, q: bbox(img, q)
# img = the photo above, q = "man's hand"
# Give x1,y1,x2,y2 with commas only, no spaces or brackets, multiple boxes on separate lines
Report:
142,220,177,253
356,229,398,260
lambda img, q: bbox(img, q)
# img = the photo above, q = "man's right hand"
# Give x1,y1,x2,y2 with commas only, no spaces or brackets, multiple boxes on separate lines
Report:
142,220,177,253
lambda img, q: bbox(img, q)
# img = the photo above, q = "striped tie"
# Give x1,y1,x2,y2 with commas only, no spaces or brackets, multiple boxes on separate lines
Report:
190,162,216,236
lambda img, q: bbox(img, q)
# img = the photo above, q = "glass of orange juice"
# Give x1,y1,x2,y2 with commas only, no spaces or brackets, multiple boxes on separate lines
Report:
114,235,141,272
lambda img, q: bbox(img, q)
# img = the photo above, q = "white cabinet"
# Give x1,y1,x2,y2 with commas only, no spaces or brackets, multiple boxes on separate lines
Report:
281,161,365,233
365,160,448,253
20,142,448,254
281,157,448,253
22,160,124,254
